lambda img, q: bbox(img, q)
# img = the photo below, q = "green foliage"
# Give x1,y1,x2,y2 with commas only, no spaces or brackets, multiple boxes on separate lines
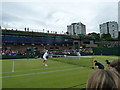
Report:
101,34,113,41
88,32,100,41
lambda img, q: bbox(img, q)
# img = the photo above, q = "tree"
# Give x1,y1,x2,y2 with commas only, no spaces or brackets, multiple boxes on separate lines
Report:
101,33,113,41
88,32,100,41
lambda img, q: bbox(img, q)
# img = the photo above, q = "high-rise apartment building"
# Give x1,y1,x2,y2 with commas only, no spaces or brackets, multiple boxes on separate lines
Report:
100,21,118,38
67,22,86,35
118,1,120,31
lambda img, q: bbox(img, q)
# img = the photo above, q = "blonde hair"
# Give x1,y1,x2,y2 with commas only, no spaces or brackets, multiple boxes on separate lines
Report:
86,69,120,90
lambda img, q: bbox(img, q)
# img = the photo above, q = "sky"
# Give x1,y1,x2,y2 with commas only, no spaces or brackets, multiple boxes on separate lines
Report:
1,0,119,34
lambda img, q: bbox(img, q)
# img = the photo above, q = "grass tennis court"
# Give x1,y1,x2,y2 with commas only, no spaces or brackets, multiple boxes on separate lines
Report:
1,55,119,89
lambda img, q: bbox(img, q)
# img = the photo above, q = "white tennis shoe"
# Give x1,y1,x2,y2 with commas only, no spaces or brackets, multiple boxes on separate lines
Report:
45,64,48,66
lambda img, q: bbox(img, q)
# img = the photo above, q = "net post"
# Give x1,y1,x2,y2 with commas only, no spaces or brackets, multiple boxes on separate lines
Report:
12,60,14,72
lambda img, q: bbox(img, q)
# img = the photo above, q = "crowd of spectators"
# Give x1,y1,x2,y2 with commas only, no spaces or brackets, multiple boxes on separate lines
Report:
1,48,93,57
1,50,27,56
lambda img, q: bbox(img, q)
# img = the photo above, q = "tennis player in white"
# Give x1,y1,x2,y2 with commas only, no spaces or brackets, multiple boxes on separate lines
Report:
43,50,48,66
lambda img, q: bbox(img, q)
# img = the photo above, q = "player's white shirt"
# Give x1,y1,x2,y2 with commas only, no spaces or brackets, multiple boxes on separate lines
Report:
43,52,48,60
76,52,81,56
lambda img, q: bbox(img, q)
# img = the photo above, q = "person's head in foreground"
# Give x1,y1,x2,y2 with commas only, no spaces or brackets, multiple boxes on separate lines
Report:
110,59,120,74
86,69,120,90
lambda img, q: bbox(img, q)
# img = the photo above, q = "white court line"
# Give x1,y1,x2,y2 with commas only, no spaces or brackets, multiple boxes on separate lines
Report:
0,59,42,62
1,67,82,78
1,65,76,74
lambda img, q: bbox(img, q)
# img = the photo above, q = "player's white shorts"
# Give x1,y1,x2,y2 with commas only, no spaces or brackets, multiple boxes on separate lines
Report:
43,57,47,60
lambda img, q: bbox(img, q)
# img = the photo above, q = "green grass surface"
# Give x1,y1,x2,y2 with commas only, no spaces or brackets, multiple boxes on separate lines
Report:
1,55,119,88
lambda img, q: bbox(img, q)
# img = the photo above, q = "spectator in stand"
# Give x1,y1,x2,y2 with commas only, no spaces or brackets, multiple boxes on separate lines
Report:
2,51,5,56
110,59,120,75
86,69,120,90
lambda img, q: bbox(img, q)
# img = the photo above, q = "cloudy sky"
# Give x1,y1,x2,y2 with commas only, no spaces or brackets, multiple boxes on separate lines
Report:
1,0,119,34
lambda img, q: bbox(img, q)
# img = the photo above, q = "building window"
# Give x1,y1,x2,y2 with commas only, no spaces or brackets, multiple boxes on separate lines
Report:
112,25,114,27
113,33,115,38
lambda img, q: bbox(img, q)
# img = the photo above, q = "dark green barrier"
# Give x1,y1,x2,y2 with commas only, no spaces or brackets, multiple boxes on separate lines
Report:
2,55,36,59
81,53,93,56
92,47,120,56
